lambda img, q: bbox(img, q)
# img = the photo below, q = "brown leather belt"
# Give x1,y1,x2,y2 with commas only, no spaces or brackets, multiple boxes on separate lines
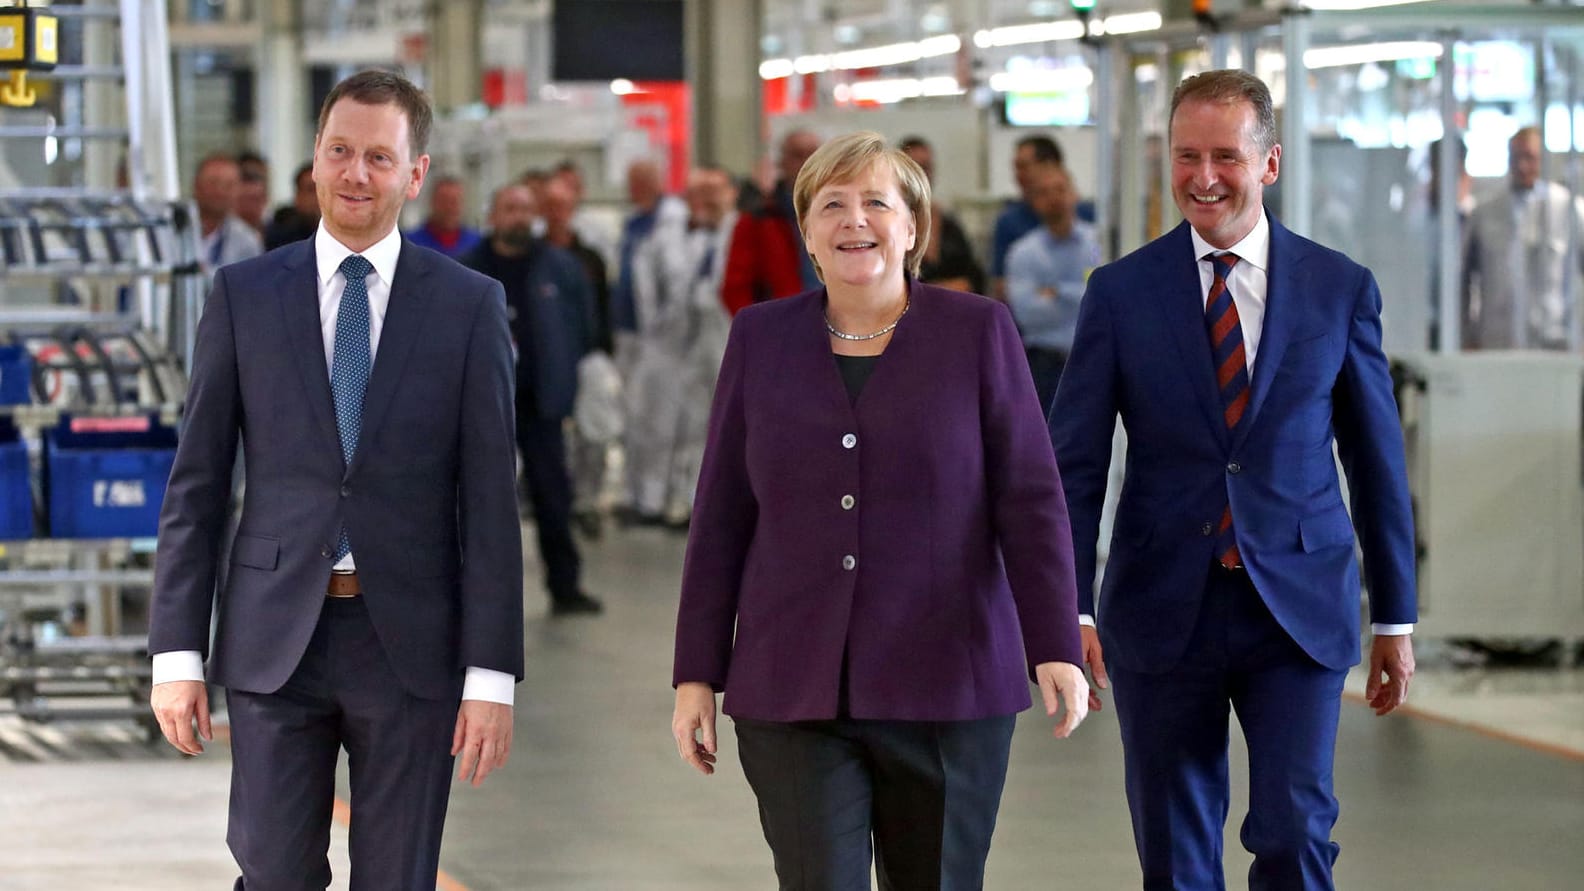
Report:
327,571,361,598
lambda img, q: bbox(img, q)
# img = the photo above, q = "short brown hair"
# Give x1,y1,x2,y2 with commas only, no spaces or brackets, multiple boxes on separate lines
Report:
316,69,433,158
792,131,931,280
1170,69,1277,153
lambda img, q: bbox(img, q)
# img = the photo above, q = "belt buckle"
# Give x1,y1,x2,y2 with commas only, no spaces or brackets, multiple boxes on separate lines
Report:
327,570,360,598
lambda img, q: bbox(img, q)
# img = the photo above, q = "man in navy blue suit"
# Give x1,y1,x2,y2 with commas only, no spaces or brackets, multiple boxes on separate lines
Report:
1051,70,1416,890
148,70,523,889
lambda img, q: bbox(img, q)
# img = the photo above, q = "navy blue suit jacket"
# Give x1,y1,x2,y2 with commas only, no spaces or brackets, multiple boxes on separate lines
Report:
1051,218,1416,673
149,238,524,700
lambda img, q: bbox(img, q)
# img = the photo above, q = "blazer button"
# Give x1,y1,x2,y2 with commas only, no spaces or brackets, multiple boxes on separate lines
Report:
1200,523,1213,537
320,545,333,558
842,433,857,449
1227,462,1242,474
842,554,857,571
340,485,351,497
840,494,855,510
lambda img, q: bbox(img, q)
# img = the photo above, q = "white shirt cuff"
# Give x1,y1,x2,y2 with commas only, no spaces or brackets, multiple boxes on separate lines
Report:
151,650,205,685
1078,614,1096,627
1372,623,1414,636
462,667,516,705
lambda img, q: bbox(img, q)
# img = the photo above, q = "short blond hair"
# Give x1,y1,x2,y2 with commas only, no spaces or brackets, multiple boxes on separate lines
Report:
792,131,932,280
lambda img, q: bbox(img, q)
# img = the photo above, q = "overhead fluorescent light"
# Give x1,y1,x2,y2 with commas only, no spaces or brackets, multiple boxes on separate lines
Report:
989,68,1095,93
759,58,795,80
1300,0,1435,10
1102,12,1163,35
973,21,1086,49
971,12,1157,48
768,34,962,80
838,76,964,105
1303,41,1442,69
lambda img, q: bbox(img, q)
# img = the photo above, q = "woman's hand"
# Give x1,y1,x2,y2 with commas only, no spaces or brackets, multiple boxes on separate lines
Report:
1034,661,1090,739
672,682,719,775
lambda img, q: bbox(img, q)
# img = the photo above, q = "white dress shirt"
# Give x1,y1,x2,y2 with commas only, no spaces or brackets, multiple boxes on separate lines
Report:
1080,212,1410,636
153,223,518,702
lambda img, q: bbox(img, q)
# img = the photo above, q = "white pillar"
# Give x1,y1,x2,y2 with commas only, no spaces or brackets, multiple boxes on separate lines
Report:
256,0,308,205
430,0,483,115
688,0,762,173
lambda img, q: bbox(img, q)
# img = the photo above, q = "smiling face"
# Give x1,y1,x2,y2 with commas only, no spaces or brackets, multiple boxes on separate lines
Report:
312,99,429,252
802,161,917,293
1169,98,1279,250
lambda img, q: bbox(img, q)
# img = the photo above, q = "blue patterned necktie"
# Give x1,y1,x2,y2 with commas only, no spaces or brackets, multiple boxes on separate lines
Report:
331,253,374,559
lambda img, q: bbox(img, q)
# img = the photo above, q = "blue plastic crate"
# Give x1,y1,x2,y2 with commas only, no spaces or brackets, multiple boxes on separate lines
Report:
0,438,31,540
0,345,31,405
45,414,178,539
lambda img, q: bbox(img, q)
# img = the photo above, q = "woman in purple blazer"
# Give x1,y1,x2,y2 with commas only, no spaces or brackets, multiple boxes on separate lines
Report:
670,132,1090,889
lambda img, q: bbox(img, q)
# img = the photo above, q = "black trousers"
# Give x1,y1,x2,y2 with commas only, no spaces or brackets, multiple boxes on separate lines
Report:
1024,346,1068,417
516,413,582,603
734,714,1017,891
225,597,458,891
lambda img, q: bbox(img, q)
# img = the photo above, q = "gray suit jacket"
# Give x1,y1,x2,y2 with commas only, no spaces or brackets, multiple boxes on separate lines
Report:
149,238,524,700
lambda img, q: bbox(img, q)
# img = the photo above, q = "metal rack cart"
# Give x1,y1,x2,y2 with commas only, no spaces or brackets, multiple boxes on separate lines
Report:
1,0,200,738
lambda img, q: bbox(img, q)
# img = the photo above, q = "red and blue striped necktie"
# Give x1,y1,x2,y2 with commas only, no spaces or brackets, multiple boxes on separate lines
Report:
1205,252,1246,570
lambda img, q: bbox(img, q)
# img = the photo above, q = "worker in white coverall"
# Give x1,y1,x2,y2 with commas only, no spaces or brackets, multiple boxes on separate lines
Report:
624,167,738,525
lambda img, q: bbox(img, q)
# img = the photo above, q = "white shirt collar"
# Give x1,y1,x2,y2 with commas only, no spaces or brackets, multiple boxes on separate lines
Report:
315,223,403,289
1189,209,1270,271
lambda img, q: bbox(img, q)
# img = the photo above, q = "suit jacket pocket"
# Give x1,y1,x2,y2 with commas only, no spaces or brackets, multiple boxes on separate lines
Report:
1280,332,1332,369
1299,504,1353,553
231,534,280,571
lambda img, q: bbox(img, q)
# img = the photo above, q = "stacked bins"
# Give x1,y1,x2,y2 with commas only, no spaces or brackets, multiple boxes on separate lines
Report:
0,346,32,538
43,413,177,538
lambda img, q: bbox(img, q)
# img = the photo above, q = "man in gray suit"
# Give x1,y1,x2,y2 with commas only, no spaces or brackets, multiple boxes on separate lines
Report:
148,70,523,890
1463,125,1584,350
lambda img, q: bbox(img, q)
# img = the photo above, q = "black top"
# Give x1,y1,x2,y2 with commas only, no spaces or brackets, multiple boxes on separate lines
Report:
919,211,986,296
833,353,880,403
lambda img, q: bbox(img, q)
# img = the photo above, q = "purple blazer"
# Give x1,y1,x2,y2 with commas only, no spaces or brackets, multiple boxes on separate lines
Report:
672,280,1082,722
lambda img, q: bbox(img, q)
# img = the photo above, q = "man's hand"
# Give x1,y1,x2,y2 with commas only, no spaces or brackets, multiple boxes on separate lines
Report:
1081,625,1108,712
672,682,718,775
150,680,211,756
453,700,513,787
1034,661,1090,739
1365,634,1415,716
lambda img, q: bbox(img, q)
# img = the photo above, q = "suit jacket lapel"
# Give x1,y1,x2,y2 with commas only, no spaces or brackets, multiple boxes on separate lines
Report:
1158,223,1230,447
279,241,344,458
794,287,857,419
1234,219,1301,452
351,240,433,474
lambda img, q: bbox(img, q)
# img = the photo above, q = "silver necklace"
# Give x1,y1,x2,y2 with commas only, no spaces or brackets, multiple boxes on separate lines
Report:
825,297,910,341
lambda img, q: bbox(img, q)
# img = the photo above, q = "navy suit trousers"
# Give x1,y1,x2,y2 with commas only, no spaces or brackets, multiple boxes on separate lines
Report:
516,413,582,603
1110,568,1346,891
226,597,458,891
